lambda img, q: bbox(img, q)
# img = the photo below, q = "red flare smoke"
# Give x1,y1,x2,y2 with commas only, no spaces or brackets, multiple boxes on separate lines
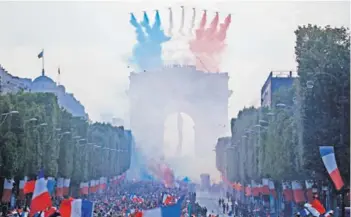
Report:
216,14,231,41
195,11,207,40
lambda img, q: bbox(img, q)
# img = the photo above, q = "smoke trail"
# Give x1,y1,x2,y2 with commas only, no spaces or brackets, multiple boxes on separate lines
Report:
216,14,232,41
178,6,185,35
129,13,146,42
130,11,171,71
189,12,231,73
195,10,207,40
168,8,173,36
188,8,196,35
204,12,219,40
141,11,152,35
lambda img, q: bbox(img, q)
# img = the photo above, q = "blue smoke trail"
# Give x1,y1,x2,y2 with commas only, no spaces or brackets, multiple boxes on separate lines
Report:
129,11,171,71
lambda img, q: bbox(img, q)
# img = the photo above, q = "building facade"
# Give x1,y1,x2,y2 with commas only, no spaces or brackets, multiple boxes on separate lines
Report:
261,71,296,107
0,65,86,118
215,136,232,177
0,65,31,94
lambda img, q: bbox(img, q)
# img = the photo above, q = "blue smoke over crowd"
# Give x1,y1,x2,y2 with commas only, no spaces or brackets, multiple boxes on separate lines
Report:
129,11,171,71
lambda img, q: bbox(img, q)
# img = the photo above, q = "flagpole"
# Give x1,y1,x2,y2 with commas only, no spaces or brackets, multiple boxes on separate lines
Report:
41,49,45,76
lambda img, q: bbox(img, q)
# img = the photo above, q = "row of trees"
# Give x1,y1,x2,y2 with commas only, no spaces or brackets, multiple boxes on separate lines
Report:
219,25,350,188
0,92,132,185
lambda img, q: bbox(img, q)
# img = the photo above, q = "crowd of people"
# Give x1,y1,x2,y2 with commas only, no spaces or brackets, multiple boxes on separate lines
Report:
1,180,216,217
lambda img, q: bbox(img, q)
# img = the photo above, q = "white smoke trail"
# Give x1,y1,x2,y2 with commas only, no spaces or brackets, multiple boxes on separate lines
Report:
188,8,196,35
168,7,173,37
178,6,185,35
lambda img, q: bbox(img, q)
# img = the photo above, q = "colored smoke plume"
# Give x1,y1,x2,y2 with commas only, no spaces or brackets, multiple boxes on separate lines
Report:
129,11,171,71
189,12,231,72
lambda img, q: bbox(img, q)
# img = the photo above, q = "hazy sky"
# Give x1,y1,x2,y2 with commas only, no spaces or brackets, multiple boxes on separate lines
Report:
0,0,349,123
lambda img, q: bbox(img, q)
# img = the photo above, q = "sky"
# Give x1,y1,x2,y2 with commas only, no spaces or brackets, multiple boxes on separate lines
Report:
0,0,349,179
0,1,349,122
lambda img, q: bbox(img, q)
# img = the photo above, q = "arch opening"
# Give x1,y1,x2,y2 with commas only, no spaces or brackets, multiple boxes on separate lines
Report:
163,112,198,179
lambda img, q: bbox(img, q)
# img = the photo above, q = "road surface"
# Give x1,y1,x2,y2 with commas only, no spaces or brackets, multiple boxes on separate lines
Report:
196,191,227,217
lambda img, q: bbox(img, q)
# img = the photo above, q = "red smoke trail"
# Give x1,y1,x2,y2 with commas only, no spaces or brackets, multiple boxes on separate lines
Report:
195,11,207,40
216,14,231,41
204,12,219,40
189,12,232,73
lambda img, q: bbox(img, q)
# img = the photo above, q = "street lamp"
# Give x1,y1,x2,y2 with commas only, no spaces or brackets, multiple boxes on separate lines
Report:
39,123,47,126
266,112,275,116
0,110,20,126
27,118,37,122
1,110,19,115
276,103,287,108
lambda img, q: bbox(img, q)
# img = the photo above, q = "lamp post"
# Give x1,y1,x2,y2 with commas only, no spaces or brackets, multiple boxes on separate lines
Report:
0,110,19,126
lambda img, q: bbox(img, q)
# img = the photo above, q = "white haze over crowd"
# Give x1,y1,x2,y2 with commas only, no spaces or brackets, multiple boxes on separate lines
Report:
0,1,349,182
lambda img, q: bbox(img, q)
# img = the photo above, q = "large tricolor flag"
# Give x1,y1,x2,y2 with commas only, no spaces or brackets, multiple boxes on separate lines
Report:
319,146,344,190
142,196,184,217
29,170,52,217
59,198,94,217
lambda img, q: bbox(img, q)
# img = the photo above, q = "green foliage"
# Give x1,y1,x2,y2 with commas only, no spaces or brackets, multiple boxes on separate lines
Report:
295,25,350,184
0,92,132,182
224,25,349,187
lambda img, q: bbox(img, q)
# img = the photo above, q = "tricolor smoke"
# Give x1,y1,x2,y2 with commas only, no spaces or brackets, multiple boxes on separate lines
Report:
189,11,232,72
129,11,171,71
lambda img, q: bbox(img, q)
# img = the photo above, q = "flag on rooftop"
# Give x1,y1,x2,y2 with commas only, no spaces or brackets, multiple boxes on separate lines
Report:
38,50,44,59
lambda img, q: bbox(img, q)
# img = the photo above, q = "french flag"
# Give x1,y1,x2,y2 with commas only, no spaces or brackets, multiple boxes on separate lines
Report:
59,198,94,217
63,179,70,196
24,180,36,194
319,146,344,190
56,178,64,198
29,170,52,217
245,185,251,197
282,182,293,202
162,193,173,205
305,180,314,202
143,196,184,217
261,179,270,195
89,180,95,194
251,181,259,197
19,178,27,200
292,180,305,203
304,200,326,217
79,183,89,196
1,178,13,203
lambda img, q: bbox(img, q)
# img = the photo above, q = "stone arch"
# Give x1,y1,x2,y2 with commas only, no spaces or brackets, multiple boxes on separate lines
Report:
129,66,230,160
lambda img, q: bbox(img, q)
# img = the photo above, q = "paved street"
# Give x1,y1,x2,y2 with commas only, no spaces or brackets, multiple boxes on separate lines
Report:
196,191,227,217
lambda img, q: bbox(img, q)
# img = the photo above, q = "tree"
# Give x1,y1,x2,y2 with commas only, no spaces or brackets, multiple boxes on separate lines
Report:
295,25,350,184
0,92,132,186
